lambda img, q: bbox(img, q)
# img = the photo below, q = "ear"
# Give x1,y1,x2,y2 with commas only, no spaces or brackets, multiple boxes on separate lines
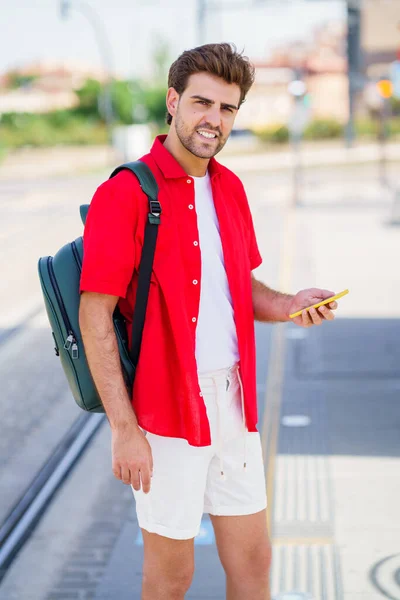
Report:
166,87,179,120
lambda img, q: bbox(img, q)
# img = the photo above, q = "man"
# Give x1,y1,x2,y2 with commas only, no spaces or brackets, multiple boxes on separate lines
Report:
79,43,338,600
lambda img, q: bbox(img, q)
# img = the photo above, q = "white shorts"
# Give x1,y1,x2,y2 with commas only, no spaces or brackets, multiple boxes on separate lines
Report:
132,363,267,540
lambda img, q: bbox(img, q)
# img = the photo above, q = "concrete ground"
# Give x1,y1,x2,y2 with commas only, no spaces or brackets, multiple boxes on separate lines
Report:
94,161,400,599
0,156,399,600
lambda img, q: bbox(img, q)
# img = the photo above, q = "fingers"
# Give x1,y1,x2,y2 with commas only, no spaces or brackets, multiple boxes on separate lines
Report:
303,307,323,326
114,464,153,493
310,308,323,325
112,465,122,481
113,462,140,489
111,433,154,493
140,467,152,495
318,305,335,321
121,466,132,485
130,469,141,491
301,309,313,327
299,305,336,327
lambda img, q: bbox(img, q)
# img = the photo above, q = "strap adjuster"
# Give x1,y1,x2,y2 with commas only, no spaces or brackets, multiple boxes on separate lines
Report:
149,200,162,216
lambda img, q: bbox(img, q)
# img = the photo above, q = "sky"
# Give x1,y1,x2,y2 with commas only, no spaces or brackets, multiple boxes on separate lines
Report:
1,0,345,79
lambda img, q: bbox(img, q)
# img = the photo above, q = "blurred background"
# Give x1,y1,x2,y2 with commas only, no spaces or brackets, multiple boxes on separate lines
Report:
1,0,400,158
0,1,400,600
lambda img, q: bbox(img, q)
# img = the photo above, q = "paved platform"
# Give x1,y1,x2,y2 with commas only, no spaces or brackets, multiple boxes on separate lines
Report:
93,322,400,600
1,162,398,599
93,163,400,599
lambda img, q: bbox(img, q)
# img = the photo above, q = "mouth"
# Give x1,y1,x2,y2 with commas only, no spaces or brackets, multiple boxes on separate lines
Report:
197,129,218,142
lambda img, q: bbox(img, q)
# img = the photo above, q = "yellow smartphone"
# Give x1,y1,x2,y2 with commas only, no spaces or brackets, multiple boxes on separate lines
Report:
289,289,349,319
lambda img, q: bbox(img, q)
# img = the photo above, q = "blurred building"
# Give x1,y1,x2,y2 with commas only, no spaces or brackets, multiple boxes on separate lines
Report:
0,60,107,114
235,20,348,130
361,0,400,79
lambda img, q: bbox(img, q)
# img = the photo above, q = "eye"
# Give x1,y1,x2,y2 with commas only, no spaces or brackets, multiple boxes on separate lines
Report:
196,100,208,106
223,106,233,113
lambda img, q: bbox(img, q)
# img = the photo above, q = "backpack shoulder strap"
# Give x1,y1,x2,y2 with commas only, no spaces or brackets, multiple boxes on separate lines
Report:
109,161,161,368
79,161,159,226
79,160,161,369
109,161,158,201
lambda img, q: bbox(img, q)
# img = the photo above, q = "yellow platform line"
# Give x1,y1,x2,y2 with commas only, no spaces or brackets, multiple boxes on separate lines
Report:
261,207,296,533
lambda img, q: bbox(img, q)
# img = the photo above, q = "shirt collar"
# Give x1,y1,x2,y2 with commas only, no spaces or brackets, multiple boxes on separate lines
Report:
150,134,223,180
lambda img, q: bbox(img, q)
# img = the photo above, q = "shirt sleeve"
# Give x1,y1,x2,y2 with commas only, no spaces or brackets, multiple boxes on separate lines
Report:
235,178,262,271
79,172,138,299
247,202,262,271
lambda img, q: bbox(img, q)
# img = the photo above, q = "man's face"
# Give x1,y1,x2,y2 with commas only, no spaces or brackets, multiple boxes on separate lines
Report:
168,72,241,159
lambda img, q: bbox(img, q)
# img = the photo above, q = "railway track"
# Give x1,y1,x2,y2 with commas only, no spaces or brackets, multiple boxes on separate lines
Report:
0,411,105,583
0,306,106,583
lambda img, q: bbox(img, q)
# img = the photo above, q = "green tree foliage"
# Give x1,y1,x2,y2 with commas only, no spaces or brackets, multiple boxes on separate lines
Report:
0,111,106,147
391,96,400,116
5,72,38,89
303,119,343,140
74,78,102,118
72,77,167,127
112,80,135,124
141,84,167,126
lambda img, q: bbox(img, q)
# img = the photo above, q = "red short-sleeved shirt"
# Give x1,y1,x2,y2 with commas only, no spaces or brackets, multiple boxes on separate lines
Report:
80,135,262,446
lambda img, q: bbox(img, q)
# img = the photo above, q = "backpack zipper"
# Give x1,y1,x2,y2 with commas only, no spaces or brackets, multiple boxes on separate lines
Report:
47,257,79,359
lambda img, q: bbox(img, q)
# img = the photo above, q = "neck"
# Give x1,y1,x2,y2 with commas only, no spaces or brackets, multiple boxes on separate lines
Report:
163,128,210,177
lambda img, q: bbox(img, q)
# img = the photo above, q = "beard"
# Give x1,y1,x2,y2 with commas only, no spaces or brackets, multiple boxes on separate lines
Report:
174,107,227,159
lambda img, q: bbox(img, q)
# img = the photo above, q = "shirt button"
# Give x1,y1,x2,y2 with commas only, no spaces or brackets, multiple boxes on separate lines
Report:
193,241,198,246
187,179,192,184
192,280,198,285
192,317,197,323
188,204,194,210
199,392,203,397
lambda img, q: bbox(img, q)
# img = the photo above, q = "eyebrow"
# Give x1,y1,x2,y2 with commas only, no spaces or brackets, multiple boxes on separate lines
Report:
190,95,239,111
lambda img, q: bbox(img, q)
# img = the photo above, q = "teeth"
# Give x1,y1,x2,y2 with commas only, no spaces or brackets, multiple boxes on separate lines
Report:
198,131,216,139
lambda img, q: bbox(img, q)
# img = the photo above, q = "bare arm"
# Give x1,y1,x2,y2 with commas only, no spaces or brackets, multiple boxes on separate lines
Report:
251,275,338,327
79,292,153,492
251,275,293,323
79,291,137,429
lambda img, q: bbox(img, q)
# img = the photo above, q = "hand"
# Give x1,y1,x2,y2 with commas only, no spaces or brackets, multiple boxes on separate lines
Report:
111,424,153,494
288,288,338,328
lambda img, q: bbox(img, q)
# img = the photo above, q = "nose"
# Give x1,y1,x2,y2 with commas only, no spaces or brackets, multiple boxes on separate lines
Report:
205,105,221,130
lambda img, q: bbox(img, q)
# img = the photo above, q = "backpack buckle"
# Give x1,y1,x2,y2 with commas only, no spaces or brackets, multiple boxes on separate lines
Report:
149,200,162,216
148,200,161,225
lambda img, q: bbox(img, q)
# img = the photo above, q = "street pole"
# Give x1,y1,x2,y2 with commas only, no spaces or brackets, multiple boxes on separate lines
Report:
60,0,115,144
291,125,302,208
288,79,310,208
197,0,207,46
345,0,361,148
379,98,389,188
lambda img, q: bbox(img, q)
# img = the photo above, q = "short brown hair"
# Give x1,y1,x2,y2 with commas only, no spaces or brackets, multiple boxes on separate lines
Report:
166,43,255,125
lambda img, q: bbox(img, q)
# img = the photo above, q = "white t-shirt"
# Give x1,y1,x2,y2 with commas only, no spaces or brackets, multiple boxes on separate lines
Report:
193,172,240,373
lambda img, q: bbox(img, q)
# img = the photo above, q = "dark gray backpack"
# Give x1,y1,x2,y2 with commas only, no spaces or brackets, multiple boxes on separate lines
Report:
37,161,160,412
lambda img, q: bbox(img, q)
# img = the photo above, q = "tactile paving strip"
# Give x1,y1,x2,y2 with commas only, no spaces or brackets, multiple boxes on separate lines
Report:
271,543,343,600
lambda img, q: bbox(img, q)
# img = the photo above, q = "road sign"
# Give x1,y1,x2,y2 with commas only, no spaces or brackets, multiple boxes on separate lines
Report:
390,61,400,99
